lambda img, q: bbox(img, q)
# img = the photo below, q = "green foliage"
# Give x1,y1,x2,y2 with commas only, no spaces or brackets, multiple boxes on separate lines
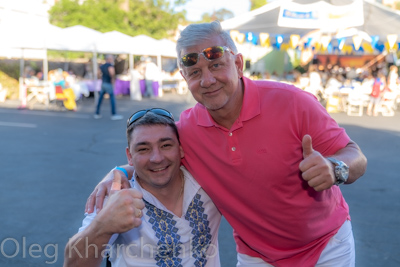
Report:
0,70,19,99
200,8,234,23
47,50,95,61
49,0,188,39
250,0,267,10
0,61,20,80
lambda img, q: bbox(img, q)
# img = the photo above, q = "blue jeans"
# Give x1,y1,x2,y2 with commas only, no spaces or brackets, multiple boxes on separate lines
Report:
144,80,154,97
96,82,116,115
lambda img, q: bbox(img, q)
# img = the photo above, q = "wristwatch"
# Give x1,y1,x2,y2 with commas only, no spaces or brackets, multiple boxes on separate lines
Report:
327,157,349,185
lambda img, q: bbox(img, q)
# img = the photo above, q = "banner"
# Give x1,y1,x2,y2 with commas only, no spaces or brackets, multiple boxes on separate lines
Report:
278,0,364,30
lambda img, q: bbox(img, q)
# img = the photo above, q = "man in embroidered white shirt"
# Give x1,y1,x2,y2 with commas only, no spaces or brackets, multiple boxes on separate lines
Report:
64,109,221,267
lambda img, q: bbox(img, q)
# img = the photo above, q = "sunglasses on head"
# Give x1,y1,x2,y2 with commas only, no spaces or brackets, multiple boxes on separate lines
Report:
127,108,174,128
180,46,234,67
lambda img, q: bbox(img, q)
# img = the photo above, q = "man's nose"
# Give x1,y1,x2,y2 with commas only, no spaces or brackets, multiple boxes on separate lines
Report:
150,148,163,162
200,68,217,88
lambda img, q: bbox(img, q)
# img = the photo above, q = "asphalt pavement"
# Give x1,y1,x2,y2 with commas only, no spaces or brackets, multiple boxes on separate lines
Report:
0,92,399,267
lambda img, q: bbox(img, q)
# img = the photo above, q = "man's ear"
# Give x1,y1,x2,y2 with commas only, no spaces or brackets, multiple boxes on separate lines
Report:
234,53,244,78
126,147,134,166
179,145,185,159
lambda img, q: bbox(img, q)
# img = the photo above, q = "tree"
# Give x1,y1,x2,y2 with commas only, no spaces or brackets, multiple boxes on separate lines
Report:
250,0,267,11
200,8,234,23
48,0,188,39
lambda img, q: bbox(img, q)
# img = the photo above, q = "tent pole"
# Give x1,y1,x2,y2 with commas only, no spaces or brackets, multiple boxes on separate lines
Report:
92,51,98,104
43,49,48,82
129,53,133,73
157,54,162,97
19,49,25,102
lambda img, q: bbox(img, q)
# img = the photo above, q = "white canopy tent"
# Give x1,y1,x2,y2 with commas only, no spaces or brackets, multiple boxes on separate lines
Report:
0,20,65,78
0,22,178,70
157,38,178,58
221,0,400,41
0,1,177,102
96,30,134,54
48,25,103,52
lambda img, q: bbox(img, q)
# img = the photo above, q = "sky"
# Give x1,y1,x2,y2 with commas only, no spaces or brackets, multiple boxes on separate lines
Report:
174,0,252,21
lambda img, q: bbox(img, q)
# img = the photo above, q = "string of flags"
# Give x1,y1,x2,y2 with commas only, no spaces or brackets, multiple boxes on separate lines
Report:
229,30,399,54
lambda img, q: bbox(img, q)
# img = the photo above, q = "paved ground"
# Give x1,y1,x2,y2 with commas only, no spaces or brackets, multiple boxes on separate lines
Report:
0,92,399,266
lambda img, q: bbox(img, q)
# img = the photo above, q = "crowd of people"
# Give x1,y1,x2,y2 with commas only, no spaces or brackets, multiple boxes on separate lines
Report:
251,61,400,116
17,47,400,117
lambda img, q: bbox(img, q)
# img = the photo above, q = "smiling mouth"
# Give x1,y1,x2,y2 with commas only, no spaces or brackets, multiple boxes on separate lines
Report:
204,88,220,95
151,166,168,172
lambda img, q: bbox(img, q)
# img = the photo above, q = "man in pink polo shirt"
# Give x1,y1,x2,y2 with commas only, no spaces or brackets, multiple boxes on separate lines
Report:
86,21,367,266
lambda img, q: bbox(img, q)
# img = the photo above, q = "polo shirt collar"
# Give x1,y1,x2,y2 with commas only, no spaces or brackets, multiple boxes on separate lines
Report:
196,77,261,127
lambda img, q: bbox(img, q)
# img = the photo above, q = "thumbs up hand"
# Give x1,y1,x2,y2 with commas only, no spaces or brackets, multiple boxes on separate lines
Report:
95,170,145,235
299,135,335,192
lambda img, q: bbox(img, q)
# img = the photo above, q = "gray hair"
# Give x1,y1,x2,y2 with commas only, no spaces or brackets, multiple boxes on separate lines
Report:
126,111,180,147
176,20,238,67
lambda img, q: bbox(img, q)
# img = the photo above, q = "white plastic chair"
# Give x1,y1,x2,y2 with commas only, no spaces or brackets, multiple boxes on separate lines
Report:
378,91,397,116
346,90,364,116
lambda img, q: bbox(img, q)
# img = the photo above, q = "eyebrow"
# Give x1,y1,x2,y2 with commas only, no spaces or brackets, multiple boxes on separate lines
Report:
134,137,175,148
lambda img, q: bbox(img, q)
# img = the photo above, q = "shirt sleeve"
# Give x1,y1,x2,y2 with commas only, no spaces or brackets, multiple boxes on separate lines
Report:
295,89,350,156
77,199,118,245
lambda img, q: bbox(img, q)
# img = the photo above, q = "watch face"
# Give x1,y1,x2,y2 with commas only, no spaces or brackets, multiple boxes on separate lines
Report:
339,167,349,179
336,163,349,181
328,158,349,185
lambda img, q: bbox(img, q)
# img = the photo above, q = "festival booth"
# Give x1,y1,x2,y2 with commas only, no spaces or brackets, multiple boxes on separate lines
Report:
0,9,178,107
221,0,400,116
221,0,400,66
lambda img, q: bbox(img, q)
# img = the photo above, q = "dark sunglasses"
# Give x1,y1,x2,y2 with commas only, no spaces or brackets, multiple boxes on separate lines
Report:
127,108,174,128
180,46,234,67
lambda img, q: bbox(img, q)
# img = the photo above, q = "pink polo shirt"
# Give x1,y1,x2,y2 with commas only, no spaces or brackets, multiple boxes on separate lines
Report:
177,77,351,267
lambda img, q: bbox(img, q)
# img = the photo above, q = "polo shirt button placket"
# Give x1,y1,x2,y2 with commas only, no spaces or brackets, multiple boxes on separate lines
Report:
229,133,236,151
229,132,236,151
228,131,241,162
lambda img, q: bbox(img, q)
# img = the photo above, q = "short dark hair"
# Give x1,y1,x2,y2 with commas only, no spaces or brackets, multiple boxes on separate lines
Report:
126,111,180,147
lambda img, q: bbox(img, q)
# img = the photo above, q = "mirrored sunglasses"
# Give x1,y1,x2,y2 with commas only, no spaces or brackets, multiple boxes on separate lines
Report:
180,46,234,67
127,108,174,128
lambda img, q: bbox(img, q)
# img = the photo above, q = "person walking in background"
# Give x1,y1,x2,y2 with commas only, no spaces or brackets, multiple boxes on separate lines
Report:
94,54,123,120
367,72,385,116
143,57,160,98
387,65,399,95
306,64,324,102
129,62,143,101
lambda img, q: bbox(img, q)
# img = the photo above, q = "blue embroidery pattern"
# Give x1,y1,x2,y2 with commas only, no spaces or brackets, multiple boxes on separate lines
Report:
185,193,212,267
145,200,183,267
145,193,212,267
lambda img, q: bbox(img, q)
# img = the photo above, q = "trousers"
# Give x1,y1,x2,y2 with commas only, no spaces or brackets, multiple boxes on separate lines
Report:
236,220,355,267
95,82,116,115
